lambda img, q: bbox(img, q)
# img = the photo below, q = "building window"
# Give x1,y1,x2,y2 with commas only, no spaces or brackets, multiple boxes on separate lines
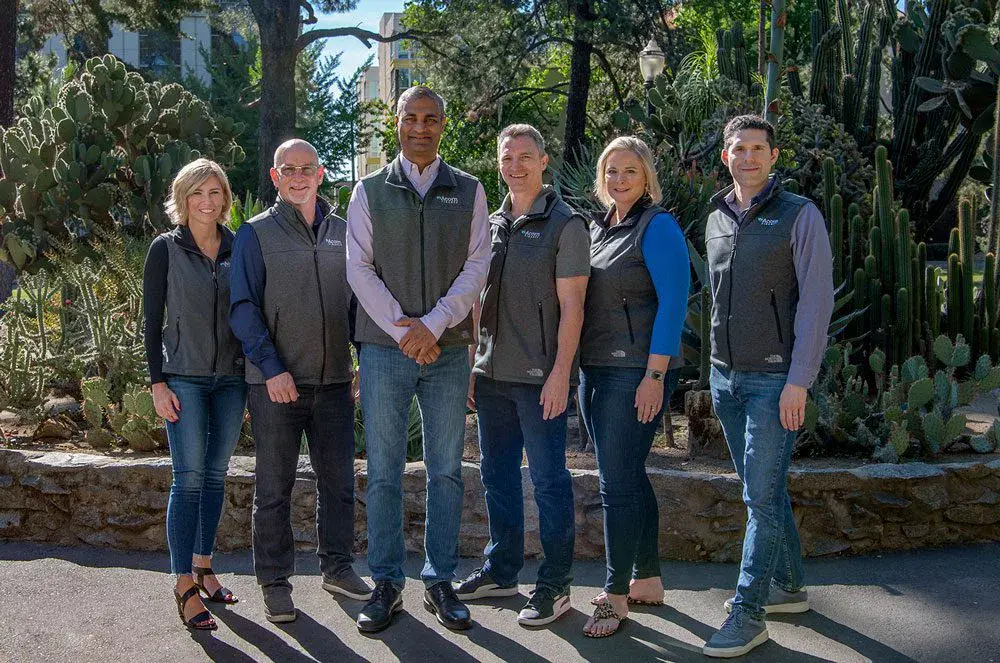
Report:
139,30,181,79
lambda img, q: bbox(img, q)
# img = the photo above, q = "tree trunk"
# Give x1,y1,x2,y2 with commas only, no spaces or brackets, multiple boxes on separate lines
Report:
251,0,301,204
562,4,592,168
757,1,767,79
0,0,17,128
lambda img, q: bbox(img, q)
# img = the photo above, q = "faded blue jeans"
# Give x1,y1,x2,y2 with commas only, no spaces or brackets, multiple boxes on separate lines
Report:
359,343,470,588
164,375,247,576
476,376,575,594
709,366,804,621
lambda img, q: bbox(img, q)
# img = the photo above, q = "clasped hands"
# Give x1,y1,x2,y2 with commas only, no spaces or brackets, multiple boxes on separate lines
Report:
394,317,440,365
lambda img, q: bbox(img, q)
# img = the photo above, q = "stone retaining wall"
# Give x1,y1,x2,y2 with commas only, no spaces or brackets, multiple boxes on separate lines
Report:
0,449,998,562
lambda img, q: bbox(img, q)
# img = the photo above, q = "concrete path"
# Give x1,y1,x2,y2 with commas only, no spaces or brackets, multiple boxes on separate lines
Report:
0,542,996,663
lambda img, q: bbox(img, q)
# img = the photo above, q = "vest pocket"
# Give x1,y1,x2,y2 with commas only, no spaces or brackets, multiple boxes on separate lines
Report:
171,318,181,356
622,298,636,345
769,290,784,345
537,302,547,356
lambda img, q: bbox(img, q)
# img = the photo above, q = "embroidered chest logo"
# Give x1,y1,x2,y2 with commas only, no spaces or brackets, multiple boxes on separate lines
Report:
758,217,780,227
217,260,230,268
435,195,459,204
520,230,542,239
324,238,344,247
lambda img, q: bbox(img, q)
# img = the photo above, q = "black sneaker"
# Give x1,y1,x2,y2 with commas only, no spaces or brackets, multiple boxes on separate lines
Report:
454,567,519,601
357,581,403,633
517,586,571,626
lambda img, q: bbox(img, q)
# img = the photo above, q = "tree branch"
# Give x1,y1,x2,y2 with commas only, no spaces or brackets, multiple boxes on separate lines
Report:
295,26,441,54
300,0,317,25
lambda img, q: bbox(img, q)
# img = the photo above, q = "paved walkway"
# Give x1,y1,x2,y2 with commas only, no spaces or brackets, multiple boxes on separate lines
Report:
0,542,996,662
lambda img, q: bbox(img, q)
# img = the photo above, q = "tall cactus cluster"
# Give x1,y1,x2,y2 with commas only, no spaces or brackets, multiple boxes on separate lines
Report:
0,55,245,273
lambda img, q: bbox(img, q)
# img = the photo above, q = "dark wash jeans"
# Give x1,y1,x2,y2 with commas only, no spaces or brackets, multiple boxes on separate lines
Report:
164,375,247,575
248,381,356,589
475,376,575,593
710,365,805,621
578,366,678,595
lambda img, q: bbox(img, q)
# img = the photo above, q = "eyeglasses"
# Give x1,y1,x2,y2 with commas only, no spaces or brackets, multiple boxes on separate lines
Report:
276,164,319,178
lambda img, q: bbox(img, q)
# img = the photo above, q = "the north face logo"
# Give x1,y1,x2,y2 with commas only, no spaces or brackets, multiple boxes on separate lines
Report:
324,238,343,247
611,350,627,358
759,217,780,226
765,354,784,363
435,195,459,204
521,230,542,239
527,368,544,378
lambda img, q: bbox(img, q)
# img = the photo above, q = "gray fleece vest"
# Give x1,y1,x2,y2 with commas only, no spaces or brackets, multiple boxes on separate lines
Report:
581,204,683,370
161,226,244,377
243,198,353,386
474,187,588,385
705,181,809,373
354,157,480,347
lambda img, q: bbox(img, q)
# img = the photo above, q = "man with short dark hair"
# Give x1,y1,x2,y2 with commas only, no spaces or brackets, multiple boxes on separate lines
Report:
230,139,372,624
347,86,491,633
454,123,589,627
702,115,833,657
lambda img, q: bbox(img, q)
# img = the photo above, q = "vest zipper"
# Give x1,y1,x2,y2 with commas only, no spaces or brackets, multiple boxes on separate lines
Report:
770,289,784,345
211,261,219,373
313,245,327,383
419,200,428,314
537,302,547,356
489,223,513,377
622,297,635,344
725,229,738,370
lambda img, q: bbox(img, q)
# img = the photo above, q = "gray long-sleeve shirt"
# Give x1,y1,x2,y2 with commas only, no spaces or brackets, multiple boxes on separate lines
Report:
724,187,834,388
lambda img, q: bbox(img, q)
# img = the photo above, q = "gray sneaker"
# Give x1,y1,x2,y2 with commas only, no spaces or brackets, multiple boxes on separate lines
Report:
454,567,519,601
322,568,374,601
724,583,809,614
516,587,571,627
262,586,297,624
702,610,769,658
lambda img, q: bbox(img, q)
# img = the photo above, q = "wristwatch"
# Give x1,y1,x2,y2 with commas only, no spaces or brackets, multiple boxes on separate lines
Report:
644,369,665,382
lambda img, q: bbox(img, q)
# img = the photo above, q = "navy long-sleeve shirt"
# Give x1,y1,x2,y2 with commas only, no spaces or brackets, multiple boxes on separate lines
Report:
229,204,324,381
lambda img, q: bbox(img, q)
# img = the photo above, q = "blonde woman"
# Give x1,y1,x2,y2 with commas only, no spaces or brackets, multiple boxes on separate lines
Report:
578,137,689,637
142,158,246,630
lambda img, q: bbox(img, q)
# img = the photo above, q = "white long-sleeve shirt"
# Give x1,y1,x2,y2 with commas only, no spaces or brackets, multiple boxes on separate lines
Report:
346,154,491,342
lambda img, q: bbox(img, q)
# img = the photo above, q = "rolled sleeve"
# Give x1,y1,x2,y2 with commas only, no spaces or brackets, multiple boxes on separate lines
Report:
419,182,491,339
788,202,834,388
345,181,408,343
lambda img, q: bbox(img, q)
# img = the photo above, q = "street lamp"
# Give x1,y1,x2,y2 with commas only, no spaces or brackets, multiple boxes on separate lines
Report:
639,38,666,116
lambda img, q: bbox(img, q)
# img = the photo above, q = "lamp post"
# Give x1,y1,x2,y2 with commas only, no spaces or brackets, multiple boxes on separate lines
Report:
639,38,666,117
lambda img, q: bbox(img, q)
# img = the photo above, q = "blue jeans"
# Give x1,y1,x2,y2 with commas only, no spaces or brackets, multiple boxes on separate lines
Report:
475,376,575,593
710,365,804,621
578,366,678,595
164,375,247,575
360,343,470,588
248,381,357,589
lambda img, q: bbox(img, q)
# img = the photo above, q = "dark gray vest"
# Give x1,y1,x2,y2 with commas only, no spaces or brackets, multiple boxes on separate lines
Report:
244,198,353,386
474,187,587,385
581,203,683,369
161,226,244,377
705,181,809,373
354,157,480,347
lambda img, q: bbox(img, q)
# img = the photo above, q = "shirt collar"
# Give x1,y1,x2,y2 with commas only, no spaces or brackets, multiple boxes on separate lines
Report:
499,185,556,220
725,176,777,213
400,153,441,181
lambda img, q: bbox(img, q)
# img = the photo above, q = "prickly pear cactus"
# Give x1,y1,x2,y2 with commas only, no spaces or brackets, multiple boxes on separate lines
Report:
0,54,245,273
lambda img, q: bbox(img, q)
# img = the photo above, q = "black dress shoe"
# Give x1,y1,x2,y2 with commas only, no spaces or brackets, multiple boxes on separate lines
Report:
357,581,403,633
423,581,472,630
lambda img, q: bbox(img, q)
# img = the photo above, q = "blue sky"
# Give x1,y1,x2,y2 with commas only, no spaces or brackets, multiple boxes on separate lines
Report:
312,0,406,81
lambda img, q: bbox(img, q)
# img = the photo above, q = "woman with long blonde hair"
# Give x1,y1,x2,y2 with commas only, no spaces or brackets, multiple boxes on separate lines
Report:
142,158,246,630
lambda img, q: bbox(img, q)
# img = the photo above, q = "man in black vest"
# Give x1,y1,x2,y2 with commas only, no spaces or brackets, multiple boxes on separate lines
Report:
454,124,589,627
702,116,833,657
230,139,372,624
346,87,491,633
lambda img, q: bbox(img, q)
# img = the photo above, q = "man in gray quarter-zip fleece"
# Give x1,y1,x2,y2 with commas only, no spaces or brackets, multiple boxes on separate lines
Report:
346,86,491,634
230,140,372,625
702,116,833,658
455,124,590,628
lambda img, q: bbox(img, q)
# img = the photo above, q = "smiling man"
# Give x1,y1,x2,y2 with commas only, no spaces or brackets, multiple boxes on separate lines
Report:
455,124,589,628
230,139,372,624
346,86,490,634
702,116,833,657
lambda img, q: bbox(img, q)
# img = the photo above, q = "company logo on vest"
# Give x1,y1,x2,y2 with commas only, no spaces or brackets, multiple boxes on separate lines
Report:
324,238,344,247
520,230,542,239
758,217,780,227
435,195,459,204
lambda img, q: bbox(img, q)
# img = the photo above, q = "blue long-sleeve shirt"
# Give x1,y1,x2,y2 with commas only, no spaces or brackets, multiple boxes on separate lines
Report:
641,212,690,357
229,204,324,381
